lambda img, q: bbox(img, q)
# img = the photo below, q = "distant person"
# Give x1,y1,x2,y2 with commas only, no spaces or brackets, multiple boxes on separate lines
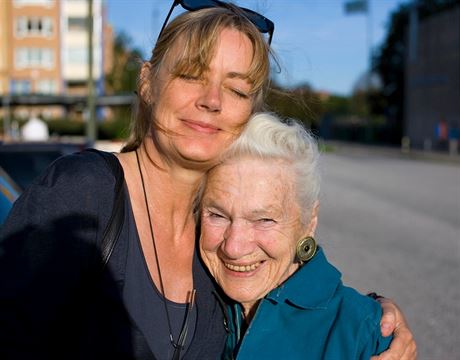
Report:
200,113,401,359
21,114,49,142
0,1,415,359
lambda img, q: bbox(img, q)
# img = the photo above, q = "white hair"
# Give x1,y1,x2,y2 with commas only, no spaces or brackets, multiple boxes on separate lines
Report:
221,112,320,225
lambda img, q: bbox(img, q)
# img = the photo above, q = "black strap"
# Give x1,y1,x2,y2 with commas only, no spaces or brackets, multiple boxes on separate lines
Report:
87,149,125,269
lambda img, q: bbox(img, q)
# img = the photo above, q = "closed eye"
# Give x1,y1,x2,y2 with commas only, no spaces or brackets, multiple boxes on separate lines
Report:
258,218,276,224
230,88,250,99
178,74,201,81
209,211,225,219
204,208,228,220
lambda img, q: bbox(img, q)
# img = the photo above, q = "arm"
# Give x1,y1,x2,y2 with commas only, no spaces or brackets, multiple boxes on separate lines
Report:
371,297,417,360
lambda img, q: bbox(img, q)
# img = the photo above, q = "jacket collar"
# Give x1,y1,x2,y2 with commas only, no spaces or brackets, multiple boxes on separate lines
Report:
265,247,342,309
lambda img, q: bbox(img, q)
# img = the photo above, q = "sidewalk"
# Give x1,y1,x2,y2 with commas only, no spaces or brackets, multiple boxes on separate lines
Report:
324,140,460,166
94,140,125,153
94,139,460,166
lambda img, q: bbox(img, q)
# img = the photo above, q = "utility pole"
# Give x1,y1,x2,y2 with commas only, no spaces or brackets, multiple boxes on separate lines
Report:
365,0,373,143
344,0,373,142
86,0,97,145
2,94,11,142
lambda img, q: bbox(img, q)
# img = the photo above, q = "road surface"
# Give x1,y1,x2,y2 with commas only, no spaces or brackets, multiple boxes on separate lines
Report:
317,150,459,359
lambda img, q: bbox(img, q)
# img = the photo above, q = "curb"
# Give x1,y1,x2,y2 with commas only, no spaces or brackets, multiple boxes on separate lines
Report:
324,140,460,166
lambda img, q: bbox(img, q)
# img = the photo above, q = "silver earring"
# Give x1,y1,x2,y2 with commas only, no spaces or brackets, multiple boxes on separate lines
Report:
295,236,317,263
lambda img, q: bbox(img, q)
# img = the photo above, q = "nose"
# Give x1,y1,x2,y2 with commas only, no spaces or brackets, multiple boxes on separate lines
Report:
221,220,255,259
196,81,222,113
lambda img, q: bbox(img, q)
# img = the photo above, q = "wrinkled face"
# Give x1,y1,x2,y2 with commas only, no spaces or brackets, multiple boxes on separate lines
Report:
150,28,254,169
200,158,311,313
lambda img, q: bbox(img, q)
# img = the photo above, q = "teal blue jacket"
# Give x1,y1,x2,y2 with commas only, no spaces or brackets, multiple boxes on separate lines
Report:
224,248,391,359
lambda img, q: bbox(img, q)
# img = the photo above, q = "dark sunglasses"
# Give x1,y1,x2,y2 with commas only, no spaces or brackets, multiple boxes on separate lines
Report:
158,0,274,45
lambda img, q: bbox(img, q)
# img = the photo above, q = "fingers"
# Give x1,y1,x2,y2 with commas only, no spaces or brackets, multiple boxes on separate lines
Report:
372,297,417,360
399,326,417,360
378,297,398,337
371,334,406,360
370,327,416,360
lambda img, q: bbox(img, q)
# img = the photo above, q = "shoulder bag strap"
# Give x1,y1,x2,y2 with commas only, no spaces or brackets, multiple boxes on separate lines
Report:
86,149,125,270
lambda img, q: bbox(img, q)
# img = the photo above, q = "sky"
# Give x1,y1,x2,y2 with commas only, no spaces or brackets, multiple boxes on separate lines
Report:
107,0,409,95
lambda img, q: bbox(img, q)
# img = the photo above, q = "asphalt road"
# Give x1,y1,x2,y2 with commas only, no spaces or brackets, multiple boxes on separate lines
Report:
317,150,460,359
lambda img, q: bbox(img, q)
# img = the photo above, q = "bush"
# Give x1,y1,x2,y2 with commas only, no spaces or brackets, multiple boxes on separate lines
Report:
98,116,131,140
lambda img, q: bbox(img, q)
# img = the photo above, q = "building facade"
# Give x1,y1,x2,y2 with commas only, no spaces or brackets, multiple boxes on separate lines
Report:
0,1,10,95
6,0,62,96
0,0,112,119
404,5,460,151
61,0,108,95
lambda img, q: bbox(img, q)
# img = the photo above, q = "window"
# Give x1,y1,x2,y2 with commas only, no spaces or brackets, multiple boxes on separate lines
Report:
15,17,53,37
13,0,54,7
37,79,57,94
42,18,53,36
15,48,54,69
10,79,32,94
67,47,87,64
16,17,27,36
68,17,87,32
15,48,28,68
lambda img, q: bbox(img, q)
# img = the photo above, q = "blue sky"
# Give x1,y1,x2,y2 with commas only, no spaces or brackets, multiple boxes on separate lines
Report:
107,0,409,95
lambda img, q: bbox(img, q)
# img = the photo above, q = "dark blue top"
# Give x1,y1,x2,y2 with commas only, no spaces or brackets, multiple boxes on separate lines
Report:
0,150,227,359
123,194,197,359
225,248,392,360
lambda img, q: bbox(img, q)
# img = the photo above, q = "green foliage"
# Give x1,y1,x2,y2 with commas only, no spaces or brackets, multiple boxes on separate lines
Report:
98,110,131,140
0,116,131,140
106,31,143,93
321,95,350,115
47,119,85,136
265,82,321,130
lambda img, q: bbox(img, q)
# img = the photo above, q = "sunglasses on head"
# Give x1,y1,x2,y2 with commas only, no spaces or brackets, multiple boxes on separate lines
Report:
158,0,275,45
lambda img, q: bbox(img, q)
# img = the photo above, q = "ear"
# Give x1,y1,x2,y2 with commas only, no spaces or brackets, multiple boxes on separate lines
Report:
305,201,319,237
139,62,153,103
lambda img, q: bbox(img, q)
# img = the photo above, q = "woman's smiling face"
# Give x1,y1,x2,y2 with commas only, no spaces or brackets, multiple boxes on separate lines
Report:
200,158,309,313
150,28,255,169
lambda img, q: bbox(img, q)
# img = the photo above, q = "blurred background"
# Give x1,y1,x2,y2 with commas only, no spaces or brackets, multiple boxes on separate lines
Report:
0,0,459,358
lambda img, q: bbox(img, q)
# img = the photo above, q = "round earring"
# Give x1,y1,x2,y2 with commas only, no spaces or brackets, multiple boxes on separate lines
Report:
295,236,317,263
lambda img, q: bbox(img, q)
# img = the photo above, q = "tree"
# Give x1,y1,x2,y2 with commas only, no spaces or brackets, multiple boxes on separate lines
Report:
105,32,143,94
266,82,322,130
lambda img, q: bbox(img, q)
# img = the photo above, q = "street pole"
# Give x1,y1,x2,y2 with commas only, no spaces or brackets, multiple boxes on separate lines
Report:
2,93,11,142
344,0,373,142
86,0,97,145
365,0,373,143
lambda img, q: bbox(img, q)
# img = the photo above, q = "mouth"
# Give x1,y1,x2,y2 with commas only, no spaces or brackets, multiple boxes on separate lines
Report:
182,119,220,134
223,261,264,273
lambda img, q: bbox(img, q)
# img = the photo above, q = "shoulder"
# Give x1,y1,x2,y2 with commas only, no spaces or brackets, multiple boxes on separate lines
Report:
337,285,382,326
34,149,119,191
1,149,122,242
335,285,392,356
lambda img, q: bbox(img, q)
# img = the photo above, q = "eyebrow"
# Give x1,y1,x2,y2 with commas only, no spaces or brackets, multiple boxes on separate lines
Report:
249,208,276,217
227,71,250,80
202,200,227,213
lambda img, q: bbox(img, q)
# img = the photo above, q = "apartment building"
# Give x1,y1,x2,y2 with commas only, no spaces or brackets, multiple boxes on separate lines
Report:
61,0,108,95
0,1,10,94
404,5,460,151
0,0,112,118
6,0,62,96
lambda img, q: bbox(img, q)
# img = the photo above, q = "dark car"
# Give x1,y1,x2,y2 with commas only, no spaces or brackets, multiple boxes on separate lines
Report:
0,165,21,225
0,141,87,224
0,141,87,191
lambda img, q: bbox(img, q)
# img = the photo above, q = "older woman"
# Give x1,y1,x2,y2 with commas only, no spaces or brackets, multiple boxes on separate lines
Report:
0,1,414,359
200,113,408,359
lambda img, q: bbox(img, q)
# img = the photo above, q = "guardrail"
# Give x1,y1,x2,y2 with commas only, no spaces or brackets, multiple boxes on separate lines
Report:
0,94,135,107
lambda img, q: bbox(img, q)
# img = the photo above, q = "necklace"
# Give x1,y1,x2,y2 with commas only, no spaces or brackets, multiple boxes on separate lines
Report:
135,149,196,360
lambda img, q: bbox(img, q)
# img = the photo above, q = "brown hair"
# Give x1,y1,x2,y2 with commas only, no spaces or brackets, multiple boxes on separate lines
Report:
121,4,271,152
